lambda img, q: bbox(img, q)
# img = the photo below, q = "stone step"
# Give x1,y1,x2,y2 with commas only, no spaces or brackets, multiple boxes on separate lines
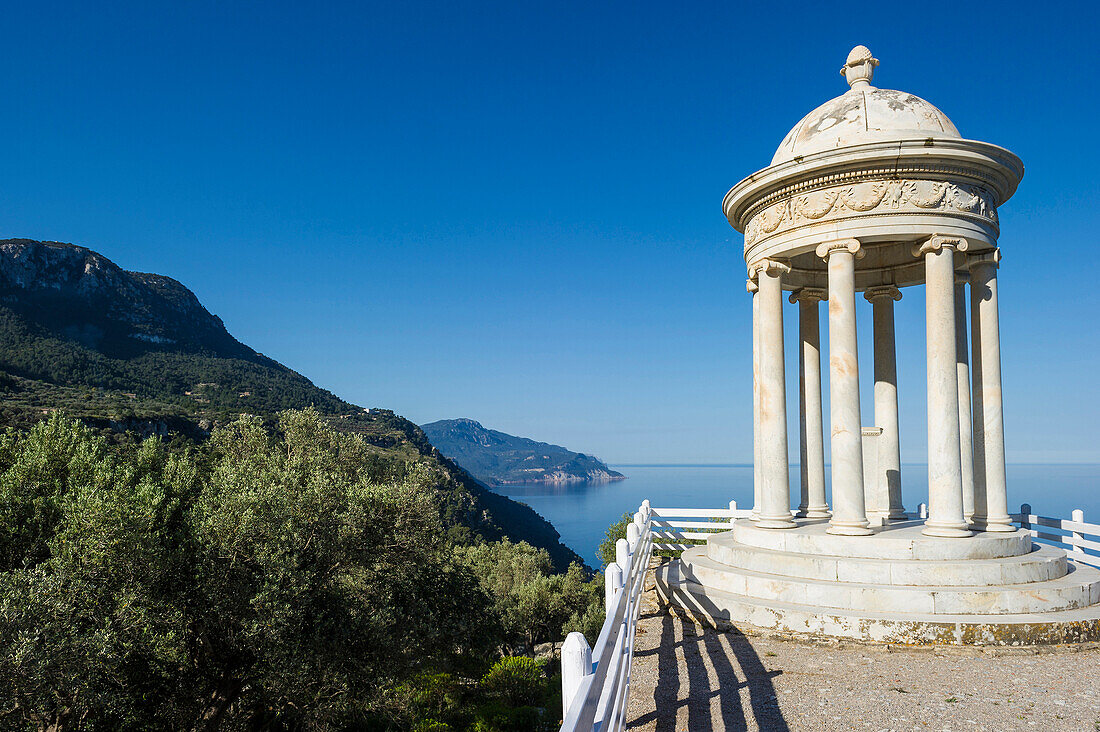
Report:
730,518,1032,560
705,533,1068,586
680,547,1100,615
654,562,1100,646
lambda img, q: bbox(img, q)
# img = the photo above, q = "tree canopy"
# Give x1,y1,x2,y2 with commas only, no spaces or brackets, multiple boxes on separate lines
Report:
0,410,605,731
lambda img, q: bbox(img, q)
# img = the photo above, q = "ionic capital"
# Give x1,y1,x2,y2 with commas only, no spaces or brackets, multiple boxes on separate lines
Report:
913,235,968,258
746,278,758,294
863,285,902,303
789,287,828,304
815,238,863,261
748,259,791,281
968,247,1002,270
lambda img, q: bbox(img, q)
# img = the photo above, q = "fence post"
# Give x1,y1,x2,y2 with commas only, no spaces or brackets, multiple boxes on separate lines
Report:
919,502,927,519
633,510,645,529
641,499,651,521
561,631,592,718
616,537,631,577
1020,503,1032,532
729,500,738,524
604,562,622,614
627,523,640,555
1071,509,1084,556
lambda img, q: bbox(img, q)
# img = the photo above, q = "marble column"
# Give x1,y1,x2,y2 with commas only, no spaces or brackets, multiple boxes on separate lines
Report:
753,260,796,529
915,236,971,537
864,286,907,520
816,239,872,536
969,250,1014,531
749,279,761,521
790,288,830,518
954,274,976,522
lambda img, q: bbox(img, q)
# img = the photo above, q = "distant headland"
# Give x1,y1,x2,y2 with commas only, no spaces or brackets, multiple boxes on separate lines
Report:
421,418,625,486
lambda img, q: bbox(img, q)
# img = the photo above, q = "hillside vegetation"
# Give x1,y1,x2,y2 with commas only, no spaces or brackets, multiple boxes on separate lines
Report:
0,411,604,730
0,239,583,569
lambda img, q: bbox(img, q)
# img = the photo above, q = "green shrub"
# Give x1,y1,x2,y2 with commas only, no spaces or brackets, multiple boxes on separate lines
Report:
403,671,464,723
480,656,545,707
471,702,546,732
413,721,454,732
455,540,603,652
596,511,632,568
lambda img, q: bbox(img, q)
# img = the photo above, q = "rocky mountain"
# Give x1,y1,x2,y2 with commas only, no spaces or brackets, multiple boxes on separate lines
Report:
0,239,349,415
0,239,584,570
1,239,253,357
421,418,625,485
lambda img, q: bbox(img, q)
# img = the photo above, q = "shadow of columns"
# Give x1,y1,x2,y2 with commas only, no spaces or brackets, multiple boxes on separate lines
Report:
680,620,713,730
659,612,686,732
725,632,789,731
701,628,749,728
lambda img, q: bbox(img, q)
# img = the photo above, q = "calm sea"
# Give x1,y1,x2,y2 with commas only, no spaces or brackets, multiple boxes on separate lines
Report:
493,464,1100,567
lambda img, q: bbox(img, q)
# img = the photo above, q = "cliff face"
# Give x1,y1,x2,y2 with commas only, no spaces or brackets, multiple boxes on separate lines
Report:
0,239,261,361
0,239,349,414
421,418,625,486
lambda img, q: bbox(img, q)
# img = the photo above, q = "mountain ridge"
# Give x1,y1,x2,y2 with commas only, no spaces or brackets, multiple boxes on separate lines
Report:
0,238,585,569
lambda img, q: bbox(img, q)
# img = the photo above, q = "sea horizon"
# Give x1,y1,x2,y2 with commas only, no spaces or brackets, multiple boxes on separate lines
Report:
495,463,1100,566
608,462,1100,468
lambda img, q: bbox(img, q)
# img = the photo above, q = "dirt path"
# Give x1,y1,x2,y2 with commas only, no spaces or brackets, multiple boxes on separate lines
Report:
625,593,1100,731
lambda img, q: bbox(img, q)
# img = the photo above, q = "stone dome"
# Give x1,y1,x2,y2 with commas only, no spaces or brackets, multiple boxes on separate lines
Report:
771,47,961,165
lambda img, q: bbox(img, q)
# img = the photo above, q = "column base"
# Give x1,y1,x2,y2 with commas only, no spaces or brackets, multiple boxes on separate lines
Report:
826,521,873,536
803,506,832,519
886,508,908,521
756,516,797,530
970,517,1016,533
921,521,973,538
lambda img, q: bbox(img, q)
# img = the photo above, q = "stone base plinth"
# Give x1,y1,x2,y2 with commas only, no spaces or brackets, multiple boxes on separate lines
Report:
656,519,1100,645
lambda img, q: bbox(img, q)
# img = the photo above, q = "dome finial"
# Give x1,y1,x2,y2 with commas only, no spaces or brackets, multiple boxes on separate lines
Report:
840,45,878,90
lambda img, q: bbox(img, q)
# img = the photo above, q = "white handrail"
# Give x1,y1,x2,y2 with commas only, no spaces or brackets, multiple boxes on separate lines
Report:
1013,504,1100,567
558,499,1100,730
560,502,656,732
559,502,740,732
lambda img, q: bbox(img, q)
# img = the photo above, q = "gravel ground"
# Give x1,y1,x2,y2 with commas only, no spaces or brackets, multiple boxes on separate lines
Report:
625,589,1100,731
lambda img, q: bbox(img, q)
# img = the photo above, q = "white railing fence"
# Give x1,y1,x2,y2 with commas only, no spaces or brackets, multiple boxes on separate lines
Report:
558,501,747,732
557,499,1100,731
559,501,653,732
1012,504,1100,568
650,500,749,553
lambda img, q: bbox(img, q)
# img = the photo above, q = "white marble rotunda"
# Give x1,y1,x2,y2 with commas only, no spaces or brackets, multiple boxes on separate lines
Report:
657,46,1100,644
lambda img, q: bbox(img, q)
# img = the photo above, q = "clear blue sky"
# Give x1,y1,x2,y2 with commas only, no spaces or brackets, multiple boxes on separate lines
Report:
3,1,1098,463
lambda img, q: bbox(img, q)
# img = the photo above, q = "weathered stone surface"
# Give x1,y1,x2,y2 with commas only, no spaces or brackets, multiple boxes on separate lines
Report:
661,517,1100,644
708,526,1066,586
657,562,1100,646
681,549,1098,615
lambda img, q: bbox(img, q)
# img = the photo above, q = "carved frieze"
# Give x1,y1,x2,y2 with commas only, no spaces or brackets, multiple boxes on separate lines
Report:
744,179,998,247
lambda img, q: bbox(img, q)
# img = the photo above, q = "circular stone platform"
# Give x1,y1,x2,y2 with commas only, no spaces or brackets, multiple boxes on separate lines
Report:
656,520,1100,645
731,519,1032,561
